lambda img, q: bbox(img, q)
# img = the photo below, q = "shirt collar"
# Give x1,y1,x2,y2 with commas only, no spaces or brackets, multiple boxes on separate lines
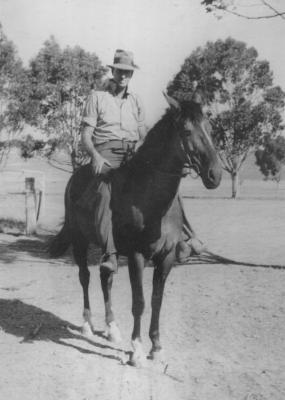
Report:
106,79,130,98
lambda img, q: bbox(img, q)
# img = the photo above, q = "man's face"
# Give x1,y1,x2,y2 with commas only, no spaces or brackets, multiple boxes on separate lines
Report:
112,68,133,88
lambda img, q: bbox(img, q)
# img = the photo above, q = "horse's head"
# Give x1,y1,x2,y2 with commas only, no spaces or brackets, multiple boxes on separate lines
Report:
164,92,222,189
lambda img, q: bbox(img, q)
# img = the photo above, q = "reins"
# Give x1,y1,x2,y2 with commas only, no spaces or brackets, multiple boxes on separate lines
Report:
123,111,204,180
124,131,202,179
184,152,200,180
135,147,201,179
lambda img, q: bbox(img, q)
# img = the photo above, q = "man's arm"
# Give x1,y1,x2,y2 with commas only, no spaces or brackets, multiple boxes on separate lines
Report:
81,124,110,175
138,124,147,142
135,124,147,151
135,93,147,148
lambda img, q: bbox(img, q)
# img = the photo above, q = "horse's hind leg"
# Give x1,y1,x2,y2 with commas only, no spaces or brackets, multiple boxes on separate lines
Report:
149,251,174,361
73,234,93,337
100,269,122,343
128,252,146,367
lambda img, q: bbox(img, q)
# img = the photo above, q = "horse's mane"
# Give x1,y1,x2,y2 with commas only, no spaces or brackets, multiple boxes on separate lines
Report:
136,112,174,159
129,100,204,169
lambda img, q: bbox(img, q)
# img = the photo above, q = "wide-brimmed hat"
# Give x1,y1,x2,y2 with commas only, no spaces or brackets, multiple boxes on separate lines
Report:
107,49,139,71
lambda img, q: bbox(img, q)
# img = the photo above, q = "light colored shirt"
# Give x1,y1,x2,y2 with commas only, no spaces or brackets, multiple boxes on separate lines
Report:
82,79,145,145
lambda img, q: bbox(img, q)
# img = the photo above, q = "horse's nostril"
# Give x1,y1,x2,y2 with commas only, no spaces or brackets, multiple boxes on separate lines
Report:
208,169,215,182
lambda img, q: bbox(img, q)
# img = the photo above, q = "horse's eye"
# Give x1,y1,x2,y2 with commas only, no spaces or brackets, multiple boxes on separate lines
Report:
181,130,192,138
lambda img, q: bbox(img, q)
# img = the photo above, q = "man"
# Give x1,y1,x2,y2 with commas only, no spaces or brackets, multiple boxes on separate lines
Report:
80,49,203,274
80,49,145,274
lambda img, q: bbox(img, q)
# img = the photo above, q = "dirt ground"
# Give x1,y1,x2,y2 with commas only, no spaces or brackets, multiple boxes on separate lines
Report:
1,190,285,400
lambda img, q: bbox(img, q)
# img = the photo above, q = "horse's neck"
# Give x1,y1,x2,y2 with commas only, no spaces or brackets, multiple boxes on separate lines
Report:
129,118,185,215
135,115,185,174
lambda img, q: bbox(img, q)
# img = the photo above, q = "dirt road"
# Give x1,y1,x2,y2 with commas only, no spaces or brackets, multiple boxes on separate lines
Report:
1,199,285,400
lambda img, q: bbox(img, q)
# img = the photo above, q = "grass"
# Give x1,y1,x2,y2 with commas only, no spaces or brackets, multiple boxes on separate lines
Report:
0,218,25,235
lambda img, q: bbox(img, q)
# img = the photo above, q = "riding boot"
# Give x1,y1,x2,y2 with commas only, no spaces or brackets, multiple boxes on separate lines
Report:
176,237,206,262
176,194,207,262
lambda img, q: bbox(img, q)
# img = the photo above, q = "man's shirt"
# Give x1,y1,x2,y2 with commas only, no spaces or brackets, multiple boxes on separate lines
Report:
82,79,145,145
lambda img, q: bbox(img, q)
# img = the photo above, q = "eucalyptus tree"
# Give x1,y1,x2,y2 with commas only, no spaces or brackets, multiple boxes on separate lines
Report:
167,37,285,197
0,23,26,168
21,36,107,170
201,0,285,20
255,135,285,181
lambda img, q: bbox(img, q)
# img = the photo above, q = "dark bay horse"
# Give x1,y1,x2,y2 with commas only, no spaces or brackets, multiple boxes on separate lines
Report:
50,93,222,367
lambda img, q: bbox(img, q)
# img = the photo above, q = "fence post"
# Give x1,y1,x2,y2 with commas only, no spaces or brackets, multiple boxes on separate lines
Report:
38,173,45,220
25,177,37,235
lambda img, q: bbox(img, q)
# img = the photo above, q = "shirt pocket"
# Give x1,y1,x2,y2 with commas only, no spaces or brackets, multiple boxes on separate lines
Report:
98,97,120,126
121,102,139,132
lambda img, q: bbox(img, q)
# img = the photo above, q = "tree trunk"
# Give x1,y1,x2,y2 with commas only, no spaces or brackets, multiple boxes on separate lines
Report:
231,171,239,199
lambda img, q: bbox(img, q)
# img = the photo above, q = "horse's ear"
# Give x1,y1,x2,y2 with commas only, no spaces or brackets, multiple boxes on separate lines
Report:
163,92,181,110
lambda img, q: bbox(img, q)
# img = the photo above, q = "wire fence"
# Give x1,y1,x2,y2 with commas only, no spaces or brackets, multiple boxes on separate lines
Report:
0,168,284,235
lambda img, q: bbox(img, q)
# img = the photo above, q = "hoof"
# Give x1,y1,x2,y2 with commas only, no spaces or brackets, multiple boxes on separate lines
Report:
148,349,165,362
81,322,93,338
129,339,147,368
129,352,147,368
82,309,94,337
148,350,167,371
104,321,122,344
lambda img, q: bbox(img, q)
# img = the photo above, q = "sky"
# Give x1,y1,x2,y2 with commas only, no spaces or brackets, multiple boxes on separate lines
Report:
0,0,285,126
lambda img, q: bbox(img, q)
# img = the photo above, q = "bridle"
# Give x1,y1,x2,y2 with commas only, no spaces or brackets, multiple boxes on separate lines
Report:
119,121,203,180
180,131,201,179
143,134,201,179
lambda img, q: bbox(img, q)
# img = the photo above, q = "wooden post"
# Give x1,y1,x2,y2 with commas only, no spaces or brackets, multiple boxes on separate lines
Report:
25,177,37,235
38,173,45,220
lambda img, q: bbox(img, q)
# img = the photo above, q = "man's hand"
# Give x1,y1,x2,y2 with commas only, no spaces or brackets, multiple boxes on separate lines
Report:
91,153,111,175
134,140,143,151
81,125,112,175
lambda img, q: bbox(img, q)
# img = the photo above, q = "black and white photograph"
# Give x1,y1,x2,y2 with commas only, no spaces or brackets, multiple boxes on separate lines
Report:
0,1,285,399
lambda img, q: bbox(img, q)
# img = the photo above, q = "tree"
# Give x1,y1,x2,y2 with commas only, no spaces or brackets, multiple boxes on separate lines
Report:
255,135,285,181
20,36,107,170
167,37,285,198
0,23,26,168
17,134,57,160
201,0,285,20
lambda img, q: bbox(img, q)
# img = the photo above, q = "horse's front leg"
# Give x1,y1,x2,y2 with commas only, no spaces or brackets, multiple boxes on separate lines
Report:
73,236,94,337
128,251,146,367
149,250,174,361
100,268,122,343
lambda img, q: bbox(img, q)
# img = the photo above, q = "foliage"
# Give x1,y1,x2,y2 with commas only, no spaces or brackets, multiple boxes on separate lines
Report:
167,37,285,197
0,23,26,167
255,135,285,180
0,218,26,234
201,0,285,20
20,36,107,170
16,135,57,160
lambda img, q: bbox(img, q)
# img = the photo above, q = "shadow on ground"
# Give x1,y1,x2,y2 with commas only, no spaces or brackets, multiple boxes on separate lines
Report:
0,298,127,362
0,233,284,270
0,233,104,266
180,251,285,270
0,234,72,265
0,233,131,267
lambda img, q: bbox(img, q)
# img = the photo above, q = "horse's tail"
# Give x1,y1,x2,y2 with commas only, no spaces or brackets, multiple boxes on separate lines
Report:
49,223,71,258
49,178,72,258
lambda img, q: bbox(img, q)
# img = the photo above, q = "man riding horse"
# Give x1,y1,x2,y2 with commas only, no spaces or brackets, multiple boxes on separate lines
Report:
78,49,203,273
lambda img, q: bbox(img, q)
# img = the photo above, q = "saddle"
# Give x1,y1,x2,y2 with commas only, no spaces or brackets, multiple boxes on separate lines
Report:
71,143,136,212
71,163,128,213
